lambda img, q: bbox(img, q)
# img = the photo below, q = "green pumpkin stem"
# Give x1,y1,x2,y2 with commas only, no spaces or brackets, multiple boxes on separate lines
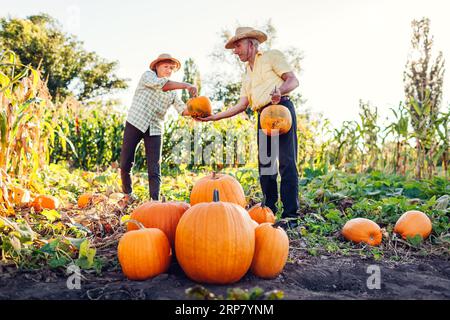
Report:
261,195,266,208
213,189,220,202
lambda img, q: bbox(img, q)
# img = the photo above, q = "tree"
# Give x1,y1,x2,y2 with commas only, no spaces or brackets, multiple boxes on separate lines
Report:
181,58,201,103
208,20,305,115
403,17,445,178
0,14,128,101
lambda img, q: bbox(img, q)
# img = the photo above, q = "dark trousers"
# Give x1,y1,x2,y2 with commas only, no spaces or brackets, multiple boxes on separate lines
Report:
120,122,162,200
257,99,299,218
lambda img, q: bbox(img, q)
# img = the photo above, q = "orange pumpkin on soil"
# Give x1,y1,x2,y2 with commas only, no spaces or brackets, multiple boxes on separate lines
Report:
186,96,212,118
248,196,276,224
176,190,255,284
251,222,289,279
32,195,60,211
341,218,382,246
190,172,246,208
394,210,432,240
260,104,292,136
118,226,171,281
127,197,190,247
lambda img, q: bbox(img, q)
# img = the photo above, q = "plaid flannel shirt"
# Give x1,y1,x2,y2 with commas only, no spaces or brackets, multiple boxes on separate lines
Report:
126,70,185,136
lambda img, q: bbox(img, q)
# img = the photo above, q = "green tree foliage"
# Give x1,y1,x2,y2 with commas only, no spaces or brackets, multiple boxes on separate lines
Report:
181,58,202,103
0,14,128,101
403,17,446,178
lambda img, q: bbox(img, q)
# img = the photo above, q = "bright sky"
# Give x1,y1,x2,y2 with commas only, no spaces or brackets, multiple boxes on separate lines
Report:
2,0,449,128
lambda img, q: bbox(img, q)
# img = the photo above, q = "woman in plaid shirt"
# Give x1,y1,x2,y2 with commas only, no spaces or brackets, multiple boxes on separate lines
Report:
120,54,197,203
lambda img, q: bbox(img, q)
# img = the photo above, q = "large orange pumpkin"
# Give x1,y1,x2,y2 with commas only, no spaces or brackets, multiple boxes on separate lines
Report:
248,197,276,224
394,210,432,240
190,172,246,208
175,190,255,284
32,195,60,211
251,222,289,279
341,218,382,246
260,104,292,136
127,197,190,247
118,227,171,280
186,96,212,118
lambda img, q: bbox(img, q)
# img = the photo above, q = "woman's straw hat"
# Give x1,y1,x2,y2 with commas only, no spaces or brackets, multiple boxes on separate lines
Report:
150,53,181,71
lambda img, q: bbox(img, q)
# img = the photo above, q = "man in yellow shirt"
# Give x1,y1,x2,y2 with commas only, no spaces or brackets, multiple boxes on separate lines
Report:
199,27,300,224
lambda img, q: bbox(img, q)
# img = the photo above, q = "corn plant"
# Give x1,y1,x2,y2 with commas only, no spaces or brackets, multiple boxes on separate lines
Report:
383,103,411,175
357,101,381,171
0,50,70,215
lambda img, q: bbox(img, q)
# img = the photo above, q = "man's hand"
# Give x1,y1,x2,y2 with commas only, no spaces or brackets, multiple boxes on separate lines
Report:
185,83,198,97
196,114,219,122
270,86,281,104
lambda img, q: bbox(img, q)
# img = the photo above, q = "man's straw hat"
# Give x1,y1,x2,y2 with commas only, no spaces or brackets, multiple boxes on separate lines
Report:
225,27,268,49
149,53,181,71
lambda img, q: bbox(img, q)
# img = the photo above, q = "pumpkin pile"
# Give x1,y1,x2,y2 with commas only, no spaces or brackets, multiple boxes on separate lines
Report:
116,172,290,284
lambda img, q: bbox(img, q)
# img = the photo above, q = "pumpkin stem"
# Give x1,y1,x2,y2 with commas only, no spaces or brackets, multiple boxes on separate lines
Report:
122,219,145,230
273,220,288,229
162,195,166,203
212,171,216,179
213,189,220,202
261,195,266,208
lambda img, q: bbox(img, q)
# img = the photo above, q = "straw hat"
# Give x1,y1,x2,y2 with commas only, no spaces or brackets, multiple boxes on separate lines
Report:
225,27,268,49
149,53,181,71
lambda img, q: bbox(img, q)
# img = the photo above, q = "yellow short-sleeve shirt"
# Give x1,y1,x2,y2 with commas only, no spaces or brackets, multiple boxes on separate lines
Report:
240,49,293,111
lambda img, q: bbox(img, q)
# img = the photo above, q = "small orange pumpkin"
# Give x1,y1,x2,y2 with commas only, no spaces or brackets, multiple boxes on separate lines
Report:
341,218,382,246
127,197,190,247
260,104,292,136
118,225,171,281
11,186,31,206
248,196,276,224
251,222,289,279
77,193,105,208
176,190,255,284
394,210,432,240
186,96,212,118
32,195,60,212
190,172,246,208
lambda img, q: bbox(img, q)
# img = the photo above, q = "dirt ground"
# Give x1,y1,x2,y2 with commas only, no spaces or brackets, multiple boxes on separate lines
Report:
1,252,449,300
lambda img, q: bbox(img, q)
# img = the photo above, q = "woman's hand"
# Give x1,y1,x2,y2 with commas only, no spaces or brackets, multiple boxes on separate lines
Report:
185,83,198,97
